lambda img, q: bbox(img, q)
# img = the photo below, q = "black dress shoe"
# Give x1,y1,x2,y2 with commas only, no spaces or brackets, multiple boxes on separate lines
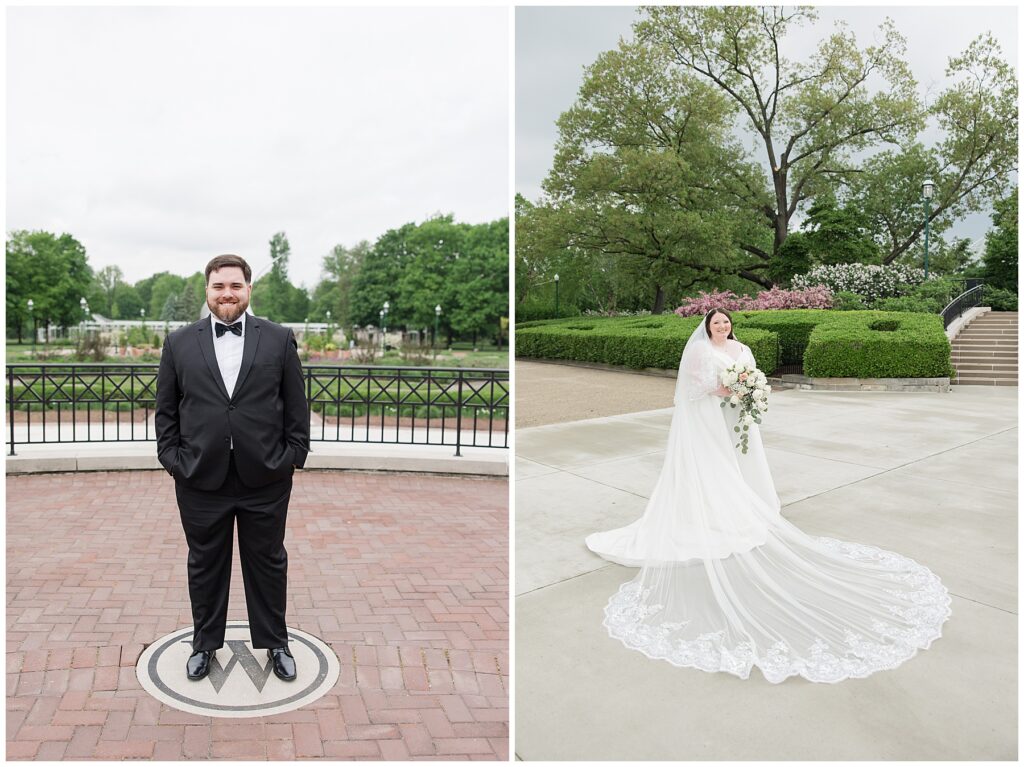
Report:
268,646,296,681
186,649,215,680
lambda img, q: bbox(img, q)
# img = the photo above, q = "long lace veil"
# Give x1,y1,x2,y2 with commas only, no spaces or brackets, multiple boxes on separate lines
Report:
591,312,951,683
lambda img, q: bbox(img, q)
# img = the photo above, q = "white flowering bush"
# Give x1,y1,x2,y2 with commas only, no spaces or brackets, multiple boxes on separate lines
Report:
791,264,932,304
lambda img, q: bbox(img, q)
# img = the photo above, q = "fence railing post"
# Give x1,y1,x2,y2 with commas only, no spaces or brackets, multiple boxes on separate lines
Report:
454,371,463,457
8,367,15,456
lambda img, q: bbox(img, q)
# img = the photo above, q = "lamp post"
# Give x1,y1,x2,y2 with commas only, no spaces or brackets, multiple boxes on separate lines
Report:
379,309,385,353
80,297,89,342
325,310,332,343
27,299,35,355
554,273,560,315
922,179,935,278
434,304,442,352
382,301,390,354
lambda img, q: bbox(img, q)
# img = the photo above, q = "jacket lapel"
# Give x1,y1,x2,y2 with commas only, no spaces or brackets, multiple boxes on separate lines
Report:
232,316,261,401
196,319,231,401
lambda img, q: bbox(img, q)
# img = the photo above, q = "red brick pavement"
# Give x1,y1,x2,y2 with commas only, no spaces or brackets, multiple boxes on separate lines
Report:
7,469,508,760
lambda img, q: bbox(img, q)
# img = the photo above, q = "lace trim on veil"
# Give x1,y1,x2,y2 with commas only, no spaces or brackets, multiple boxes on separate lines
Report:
602,537,952,684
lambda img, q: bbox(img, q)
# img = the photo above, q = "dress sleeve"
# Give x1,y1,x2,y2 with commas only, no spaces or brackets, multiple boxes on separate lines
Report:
681,344,720,401
741,344,758,369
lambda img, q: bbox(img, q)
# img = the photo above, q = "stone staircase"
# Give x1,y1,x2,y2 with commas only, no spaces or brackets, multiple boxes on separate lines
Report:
950,311,1018,386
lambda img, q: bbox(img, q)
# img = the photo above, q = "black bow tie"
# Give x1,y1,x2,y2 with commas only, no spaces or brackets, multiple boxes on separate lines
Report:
215,321,243,338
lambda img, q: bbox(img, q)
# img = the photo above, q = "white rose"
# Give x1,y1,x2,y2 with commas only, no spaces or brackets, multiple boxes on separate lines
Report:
752,390,763,400
730,395,740,406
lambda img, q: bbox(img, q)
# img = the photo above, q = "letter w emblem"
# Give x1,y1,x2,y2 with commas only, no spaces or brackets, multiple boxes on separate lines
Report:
181,639,275,693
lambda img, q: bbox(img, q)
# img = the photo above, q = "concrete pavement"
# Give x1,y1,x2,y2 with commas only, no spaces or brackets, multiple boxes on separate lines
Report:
515,384,1017,761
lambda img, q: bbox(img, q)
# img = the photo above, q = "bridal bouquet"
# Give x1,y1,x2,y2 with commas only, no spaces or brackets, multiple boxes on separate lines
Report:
720,363,771,454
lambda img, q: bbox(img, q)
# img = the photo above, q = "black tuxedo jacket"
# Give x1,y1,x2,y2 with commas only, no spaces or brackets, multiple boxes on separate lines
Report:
155,315,310,491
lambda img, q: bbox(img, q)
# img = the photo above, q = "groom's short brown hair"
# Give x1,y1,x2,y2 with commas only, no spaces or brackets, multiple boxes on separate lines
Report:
205,254,252,284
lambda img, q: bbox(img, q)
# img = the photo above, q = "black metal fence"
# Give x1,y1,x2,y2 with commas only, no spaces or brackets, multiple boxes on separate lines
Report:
6,364,509,456
941,284,986,329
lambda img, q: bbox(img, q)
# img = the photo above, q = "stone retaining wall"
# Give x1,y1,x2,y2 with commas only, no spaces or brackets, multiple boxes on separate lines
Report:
775,374,951,393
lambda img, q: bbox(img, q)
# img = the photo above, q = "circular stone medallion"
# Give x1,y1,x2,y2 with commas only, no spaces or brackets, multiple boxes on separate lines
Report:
137,623,339,718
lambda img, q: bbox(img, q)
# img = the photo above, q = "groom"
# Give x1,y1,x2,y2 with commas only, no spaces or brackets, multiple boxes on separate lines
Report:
155,254,310,682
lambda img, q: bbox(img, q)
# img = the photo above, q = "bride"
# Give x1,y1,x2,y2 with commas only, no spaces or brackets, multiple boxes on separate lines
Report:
585,308,951,683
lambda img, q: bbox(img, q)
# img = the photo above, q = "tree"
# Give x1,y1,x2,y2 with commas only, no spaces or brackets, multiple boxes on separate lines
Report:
110,282,143,320
251,232,310,322
6,230,93,341
636,6,920,283
766,231,812,288
93,265,125,317
160,292,180,322
449,218,509,346
317,240,369,325
983,187,1018,292
176,280,201,321
148,273,186,320
631,8,1016,279
539,37,768,312
800,193,881,266
350,223,416,328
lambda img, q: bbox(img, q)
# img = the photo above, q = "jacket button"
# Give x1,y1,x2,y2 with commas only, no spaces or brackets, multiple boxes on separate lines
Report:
229,405,236,410
224,437,230,443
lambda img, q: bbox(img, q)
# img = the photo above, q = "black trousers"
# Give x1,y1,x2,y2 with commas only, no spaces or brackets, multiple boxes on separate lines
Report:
175,452,293,651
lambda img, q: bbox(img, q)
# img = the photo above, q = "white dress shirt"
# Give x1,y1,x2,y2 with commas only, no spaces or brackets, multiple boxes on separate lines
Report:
211,312,246,449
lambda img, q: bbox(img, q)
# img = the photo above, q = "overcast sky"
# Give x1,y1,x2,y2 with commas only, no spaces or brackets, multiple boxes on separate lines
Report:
7,6,509,289
516,5,1018,248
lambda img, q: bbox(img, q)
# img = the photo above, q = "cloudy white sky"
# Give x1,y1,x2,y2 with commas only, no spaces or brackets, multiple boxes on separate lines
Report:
517,5,1018,248
7,6,509,289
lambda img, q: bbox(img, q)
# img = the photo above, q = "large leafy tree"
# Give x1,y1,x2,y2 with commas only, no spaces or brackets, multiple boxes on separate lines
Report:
350,222,415,328
982,187,1018,292
623,7,1016,282
448,218,509,345
540,38,767,311
351,216,508,343
6,230,93,341
849,37,1017,266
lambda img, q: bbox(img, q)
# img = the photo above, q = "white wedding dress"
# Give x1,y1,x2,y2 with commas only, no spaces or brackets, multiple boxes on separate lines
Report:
585,321,950,683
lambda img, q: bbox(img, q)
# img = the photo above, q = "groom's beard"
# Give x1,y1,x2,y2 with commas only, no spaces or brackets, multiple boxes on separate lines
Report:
208,295,249,323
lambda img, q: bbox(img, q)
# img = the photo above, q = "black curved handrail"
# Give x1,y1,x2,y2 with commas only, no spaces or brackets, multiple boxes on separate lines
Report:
941,284,986,329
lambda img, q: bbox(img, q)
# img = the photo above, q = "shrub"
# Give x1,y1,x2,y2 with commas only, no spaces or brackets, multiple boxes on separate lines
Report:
517,309,952,380
984,287,1018,311
792,263,930,302
674,286,833,317
673,290,747,316
872,296,943,314
803,312,951,378
515,298,581,322
730,310,834,366
746,285,833,310
832,291,868,311
75,331,106,362
515,314,779,372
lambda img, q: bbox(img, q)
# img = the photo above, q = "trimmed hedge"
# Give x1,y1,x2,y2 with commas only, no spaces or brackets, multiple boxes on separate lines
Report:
803,312,953,378
728,310,835,366
515,314,779,373
516,310,953,379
